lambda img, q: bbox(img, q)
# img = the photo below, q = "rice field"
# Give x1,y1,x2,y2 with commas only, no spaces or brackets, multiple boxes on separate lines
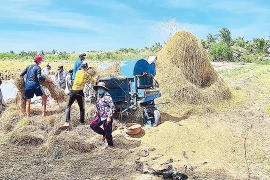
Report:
0,31,270,179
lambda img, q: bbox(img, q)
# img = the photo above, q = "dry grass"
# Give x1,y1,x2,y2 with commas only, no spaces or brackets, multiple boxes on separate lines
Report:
97,62,122,78
41,80,66,102
156,31,231,116
1,33,270,179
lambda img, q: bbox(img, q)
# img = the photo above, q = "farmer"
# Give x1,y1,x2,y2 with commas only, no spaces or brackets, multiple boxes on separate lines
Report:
20,55,52,117
62,62,97,127
0,79,6,115
64,69,73,95
90,82,115,147
72,53,86,80
55,65,67,89
41,63,53,77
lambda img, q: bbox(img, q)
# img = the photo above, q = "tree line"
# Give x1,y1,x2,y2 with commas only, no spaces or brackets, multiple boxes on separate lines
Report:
201,28,270,63
1,28,269,63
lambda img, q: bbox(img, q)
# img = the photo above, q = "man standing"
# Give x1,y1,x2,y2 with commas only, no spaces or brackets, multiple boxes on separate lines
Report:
64,69,73,95
55,65,67,89
62,62,97,127
20,56,52,117
41,63,53,77
72,53,86,80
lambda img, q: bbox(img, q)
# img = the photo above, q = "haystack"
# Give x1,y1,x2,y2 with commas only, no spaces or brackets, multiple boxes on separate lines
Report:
156,31,231,115
97,62,122,78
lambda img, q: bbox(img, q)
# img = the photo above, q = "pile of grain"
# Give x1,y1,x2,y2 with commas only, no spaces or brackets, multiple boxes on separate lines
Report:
155,31,231,115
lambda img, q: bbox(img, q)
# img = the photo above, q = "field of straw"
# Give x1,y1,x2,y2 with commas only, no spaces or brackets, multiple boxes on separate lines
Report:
0,31,270,179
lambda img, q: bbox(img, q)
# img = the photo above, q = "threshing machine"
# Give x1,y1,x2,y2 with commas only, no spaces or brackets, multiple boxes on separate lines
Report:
99,56,161,126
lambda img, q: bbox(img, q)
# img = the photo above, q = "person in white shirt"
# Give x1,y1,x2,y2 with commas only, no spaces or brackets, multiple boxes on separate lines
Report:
41,63,53,77
64,69,73,95
55,65,67,89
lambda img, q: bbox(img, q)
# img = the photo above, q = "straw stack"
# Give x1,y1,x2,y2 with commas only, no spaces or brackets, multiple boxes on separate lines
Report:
155,31,231,115
97,62,122,78
13,75,26,111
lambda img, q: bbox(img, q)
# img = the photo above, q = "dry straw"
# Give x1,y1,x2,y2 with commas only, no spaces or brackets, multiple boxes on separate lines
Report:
13,74,26,111
97,62,122,78
41,77,66,103
155,31,231,115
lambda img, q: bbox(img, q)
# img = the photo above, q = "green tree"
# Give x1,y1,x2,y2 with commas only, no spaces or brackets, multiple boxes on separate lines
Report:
209,41,233,62
218,28,233,46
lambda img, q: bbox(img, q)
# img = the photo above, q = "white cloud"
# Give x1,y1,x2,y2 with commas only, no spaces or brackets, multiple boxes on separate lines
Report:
0,0,105,31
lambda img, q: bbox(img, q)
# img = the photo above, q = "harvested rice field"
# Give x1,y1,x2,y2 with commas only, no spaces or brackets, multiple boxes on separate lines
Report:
0,31,270,179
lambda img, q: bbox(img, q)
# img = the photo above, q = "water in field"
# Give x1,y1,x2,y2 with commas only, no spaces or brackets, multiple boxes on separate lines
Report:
1,80,17,101
1,80,40,103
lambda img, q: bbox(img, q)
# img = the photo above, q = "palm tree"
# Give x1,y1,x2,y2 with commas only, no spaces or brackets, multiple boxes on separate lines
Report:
218,28,233,46
254,38,267,53
206,33,217,43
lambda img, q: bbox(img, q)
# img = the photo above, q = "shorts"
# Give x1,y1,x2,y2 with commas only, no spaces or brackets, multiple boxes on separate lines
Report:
24,87,45,99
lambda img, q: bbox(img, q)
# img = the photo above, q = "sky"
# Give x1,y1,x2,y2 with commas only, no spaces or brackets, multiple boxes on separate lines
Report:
0,0,269,53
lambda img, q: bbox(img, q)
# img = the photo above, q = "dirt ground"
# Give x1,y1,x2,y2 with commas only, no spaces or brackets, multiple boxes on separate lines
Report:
0,61,270,179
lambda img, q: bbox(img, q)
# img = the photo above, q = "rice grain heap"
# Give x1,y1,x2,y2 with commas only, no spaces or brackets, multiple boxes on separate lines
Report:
156,31,231,115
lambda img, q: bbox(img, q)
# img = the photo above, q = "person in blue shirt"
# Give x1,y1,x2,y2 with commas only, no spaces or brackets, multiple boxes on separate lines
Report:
72,53,86,80
20,56,52,117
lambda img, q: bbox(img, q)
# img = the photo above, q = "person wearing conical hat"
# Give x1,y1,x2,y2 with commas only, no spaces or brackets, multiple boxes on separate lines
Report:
90,81,115,147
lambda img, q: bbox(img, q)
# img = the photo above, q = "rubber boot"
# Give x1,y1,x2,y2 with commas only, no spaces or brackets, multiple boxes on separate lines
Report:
106,134,113,146
79,110,85,123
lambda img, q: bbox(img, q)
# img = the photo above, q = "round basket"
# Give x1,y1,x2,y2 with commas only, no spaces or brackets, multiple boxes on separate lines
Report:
126,123,142,135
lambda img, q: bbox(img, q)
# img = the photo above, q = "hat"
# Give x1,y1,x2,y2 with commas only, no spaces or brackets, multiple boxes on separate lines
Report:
79,53,86,57
34,55,43,62
58,65,63,70
47,63,53,69
81,62,88,68
93,82,109,91
68,69,73,73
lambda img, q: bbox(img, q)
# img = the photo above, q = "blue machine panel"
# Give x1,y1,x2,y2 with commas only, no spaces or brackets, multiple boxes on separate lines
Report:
133,59,156,76
100,78,132,103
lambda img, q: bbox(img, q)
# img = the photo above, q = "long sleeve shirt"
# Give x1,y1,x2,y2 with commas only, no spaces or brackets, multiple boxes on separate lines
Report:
41,67,50,77
20,64,45,90
55,70,67,88
72,58,83,80
96,92,115,120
